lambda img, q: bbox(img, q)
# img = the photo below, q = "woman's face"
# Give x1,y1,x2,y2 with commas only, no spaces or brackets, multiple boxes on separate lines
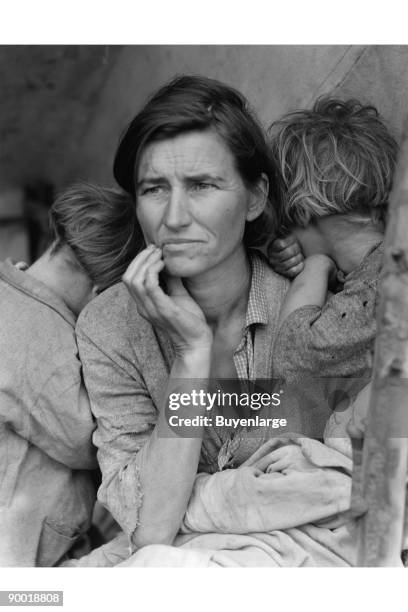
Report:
135,129,265,278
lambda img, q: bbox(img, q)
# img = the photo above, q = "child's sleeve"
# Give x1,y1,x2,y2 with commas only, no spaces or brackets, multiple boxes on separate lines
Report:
272,276,378,380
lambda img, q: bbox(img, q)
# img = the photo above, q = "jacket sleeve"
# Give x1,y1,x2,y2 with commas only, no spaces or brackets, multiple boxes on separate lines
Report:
272,275,378,380
76,322,157,541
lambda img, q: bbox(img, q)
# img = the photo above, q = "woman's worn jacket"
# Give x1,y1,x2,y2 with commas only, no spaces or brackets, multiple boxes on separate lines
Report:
76,255,291,545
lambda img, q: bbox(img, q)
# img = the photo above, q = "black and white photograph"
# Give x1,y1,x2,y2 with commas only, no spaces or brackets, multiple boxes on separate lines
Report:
0,33,408,610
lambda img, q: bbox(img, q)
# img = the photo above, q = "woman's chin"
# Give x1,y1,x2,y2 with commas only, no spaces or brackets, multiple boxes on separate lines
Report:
163,256,204,278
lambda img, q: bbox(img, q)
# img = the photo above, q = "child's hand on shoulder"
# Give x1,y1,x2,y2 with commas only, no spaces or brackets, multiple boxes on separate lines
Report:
267,234,304,278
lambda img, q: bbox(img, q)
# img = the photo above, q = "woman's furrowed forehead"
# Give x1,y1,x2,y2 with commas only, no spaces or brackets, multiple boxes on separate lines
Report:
137,130,237,184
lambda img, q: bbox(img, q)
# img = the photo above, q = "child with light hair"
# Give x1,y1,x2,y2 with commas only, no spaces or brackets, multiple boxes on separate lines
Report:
268,97,398,381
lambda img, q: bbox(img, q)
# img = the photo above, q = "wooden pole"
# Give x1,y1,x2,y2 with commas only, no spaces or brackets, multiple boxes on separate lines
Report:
354,128,408,566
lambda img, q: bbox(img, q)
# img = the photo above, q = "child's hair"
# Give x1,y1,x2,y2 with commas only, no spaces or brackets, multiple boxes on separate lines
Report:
269,97,398,231
49,182,143,292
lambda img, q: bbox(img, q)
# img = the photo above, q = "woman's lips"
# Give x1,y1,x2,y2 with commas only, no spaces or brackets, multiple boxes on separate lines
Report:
162,240,201,251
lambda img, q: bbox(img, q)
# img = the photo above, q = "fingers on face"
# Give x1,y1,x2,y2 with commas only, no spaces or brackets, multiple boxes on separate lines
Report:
144,259,165,293
123,246,168,318
144,261,176,316
123,244,159,283
123,246,162,292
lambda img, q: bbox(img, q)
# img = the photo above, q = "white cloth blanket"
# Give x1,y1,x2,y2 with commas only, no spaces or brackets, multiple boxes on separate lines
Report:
71,386,404,567
118,434,356,567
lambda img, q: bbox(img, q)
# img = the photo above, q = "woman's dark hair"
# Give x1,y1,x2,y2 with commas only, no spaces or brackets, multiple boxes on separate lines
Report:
113,75,280,248
50,182,143,292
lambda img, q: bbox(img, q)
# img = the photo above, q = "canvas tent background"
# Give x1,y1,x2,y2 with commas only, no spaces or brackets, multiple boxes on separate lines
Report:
1,44,408,262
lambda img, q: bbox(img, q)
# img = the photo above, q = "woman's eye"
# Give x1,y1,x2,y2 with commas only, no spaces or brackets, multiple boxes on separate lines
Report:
141,185,163,196
192,182,215,191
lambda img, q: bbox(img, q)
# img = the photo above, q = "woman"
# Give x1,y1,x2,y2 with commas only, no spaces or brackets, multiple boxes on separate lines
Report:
76,76,354,564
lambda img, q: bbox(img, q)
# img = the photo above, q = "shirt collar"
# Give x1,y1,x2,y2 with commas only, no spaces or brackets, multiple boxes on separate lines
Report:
244,252,268,329
0,259,77,327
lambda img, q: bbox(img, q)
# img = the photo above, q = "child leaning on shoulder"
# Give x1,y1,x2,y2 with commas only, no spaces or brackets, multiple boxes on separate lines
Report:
268,97,398,383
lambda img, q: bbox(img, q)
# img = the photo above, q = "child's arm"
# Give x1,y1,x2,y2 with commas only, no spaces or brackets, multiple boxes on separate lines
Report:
273,250,381,380
278,254,336,325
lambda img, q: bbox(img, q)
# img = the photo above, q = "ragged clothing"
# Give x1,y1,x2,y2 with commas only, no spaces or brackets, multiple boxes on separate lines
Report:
106,385,404,567
76,248,382,551
71,384,395,567
76,254,292,543
122,434,356,567
0,261,97,567
272,242,383,381
65,434,356,567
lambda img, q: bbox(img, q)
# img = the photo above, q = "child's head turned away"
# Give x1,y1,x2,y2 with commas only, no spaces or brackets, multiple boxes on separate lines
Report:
269,97,398,241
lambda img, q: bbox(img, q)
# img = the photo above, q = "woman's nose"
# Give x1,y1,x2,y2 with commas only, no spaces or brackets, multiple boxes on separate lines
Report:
163,188,192,229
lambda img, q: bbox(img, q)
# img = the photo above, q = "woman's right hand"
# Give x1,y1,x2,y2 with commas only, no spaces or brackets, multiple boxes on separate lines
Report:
123,245,213,355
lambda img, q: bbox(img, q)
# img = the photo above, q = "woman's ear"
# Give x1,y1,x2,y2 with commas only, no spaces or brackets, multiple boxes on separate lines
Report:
246,173,269,222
